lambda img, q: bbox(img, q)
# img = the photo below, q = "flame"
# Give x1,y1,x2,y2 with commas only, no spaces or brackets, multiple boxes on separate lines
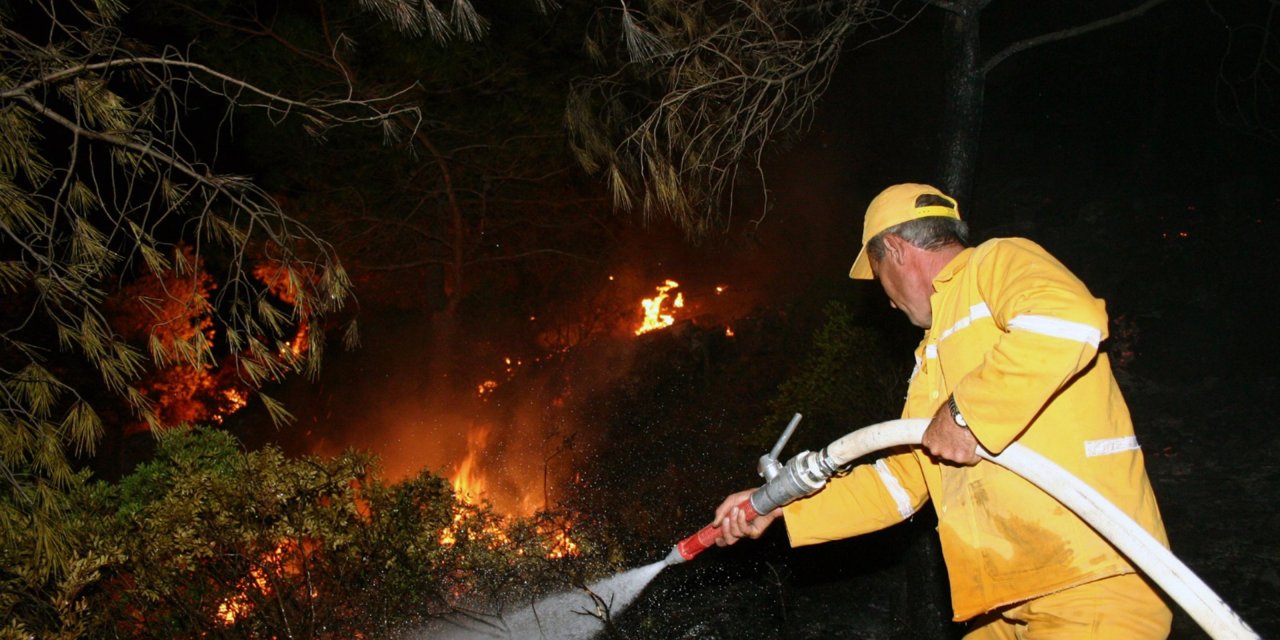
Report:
544,526,579,559
635,280,684,335
437,425,579,558
280,320,308,359
216,540,314,626
452,425,490,503
222,388,249,416
440,426,511,547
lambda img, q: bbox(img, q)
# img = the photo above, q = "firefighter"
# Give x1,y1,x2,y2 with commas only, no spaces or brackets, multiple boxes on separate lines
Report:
713,183,1171,638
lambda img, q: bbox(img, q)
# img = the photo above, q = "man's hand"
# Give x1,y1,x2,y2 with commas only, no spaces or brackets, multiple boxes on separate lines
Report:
711,489,782,547
921,401,981,465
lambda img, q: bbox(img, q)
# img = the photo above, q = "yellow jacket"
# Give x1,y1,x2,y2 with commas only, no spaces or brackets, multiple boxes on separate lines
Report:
782,238,1167,620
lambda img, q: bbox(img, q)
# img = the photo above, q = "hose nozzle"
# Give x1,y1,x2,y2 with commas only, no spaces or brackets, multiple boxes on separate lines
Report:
663,545,686,566
749,448,839,515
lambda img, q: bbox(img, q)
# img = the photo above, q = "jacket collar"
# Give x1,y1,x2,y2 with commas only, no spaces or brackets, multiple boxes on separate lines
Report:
932,246,974,289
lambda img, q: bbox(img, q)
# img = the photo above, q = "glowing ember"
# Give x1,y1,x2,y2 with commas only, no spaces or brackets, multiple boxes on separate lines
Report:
725,326,735,337
211,388,250,424
635,280,684,335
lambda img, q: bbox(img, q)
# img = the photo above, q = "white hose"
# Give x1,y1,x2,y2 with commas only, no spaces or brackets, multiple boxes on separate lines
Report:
823,418,1259,640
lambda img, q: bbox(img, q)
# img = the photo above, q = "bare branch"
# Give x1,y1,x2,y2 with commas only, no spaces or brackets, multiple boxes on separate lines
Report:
568,0,897,236
982,0,1174,76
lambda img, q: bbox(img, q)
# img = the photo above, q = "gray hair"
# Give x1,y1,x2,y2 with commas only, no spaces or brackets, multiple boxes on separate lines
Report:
866,216,970,262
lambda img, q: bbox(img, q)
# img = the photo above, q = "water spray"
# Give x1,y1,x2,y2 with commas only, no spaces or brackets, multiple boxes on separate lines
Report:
666,415,1260,640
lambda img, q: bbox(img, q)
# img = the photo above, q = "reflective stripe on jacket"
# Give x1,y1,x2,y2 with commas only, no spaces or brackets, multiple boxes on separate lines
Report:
782,237,1167,620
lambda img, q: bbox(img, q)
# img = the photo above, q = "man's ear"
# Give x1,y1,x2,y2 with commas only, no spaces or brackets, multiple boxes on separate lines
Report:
882,234,907,265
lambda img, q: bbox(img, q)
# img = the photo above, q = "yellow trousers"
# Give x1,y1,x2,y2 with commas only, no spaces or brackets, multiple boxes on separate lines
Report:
964,573,1172,640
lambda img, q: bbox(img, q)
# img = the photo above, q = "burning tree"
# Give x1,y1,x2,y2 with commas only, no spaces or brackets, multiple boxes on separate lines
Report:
0,2,620,632
0,0,429,630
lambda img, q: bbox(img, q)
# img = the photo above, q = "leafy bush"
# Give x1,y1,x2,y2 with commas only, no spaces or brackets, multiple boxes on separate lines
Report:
1,427,610,639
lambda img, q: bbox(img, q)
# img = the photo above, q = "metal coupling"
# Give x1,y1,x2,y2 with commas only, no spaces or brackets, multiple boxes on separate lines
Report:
749,449,840,515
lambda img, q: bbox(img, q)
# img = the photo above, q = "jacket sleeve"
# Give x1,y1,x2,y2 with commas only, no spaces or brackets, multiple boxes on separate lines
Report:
781,448,927,546
953,239,1109,454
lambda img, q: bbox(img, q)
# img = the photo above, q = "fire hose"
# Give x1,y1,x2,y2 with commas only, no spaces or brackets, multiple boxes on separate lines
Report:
666,416,1259,640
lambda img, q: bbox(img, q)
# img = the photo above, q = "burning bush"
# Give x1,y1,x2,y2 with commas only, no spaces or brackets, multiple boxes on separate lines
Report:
28,427,614,639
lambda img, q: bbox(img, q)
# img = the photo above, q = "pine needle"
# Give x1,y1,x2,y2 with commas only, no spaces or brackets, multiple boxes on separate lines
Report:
61,402,103,458
620,5,672,62
450,0,489,42
257,393,295,427
357,0,423,35
421,0,451,42
342,319,361,350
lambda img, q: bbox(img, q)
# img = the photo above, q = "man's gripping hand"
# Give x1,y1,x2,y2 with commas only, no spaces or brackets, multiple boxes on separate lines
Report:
922,401,981,465
711,489,782,547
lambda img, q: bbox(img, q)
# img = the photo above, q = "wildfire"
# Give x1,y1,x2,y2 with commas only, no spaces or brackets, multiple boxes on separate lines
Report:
635,280,684,335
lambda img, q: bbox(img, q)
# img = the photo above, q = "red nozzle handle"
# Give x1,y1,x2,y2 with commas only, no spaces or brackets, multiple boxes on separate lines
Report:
674,498,760,562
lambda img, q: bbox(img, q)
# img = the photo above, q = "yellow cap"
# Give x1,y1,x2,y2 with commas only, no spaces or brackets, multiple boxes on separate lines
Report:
849,183,960,279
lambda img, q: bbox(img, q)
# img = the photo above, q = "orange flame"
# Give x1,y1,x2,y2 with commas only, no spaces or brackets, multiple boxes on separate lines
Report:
451,425,490,503
544,527,580,559
216,540,314,626
440,426,512,547
635,280,684,335
437,425,579,558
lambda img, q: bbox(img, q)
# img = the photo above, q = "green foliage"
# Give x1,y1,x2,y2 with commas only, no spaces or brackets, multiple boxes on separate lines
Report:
47,426,610,639
759,301,905,448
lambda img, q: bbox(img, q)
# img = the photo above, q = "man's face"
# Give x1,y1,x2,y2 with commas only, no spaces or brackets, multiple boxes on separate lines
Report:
868,239,934,329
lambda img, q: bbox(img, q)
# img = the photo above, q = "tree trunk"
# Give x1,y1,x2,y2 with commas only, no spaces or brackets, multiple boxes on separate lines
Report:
938,1,985,210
